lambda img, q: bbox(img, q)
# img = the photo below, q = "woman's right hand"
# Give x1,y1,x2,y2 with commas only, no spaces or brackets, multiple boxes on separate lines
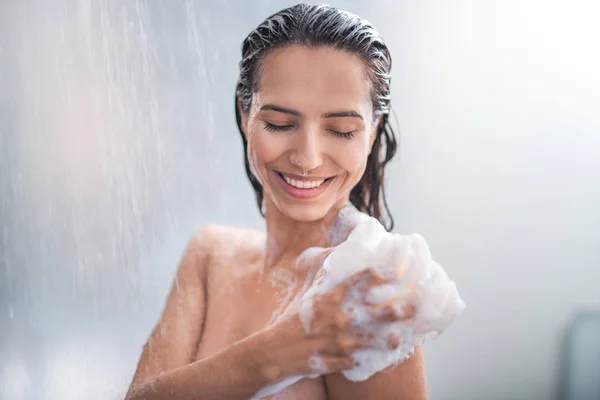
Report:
257,264,415,381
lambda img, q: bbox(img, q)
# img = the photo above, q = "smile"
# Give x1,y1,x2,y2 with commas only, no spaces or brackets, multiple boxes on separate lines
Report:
274,171,334,199
281,174,325,189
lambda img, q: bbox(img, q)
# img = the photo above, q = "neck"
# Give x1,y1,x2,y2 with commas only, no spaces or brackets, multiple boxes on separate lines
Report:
263,197,352,270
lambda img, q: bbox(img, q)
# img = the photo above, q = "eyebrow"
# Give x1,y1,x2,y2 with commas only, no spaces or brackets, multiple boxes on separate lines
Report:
259,104,363,120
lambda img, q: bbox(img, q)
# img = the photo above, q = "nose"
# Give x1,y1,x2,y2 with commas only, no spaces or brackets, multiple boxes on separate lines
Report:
289,128,322,173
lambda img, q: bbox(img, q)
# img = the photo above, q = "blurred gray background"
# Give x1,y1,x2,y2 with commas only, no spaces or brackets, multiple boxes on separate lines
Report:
1,1,599,399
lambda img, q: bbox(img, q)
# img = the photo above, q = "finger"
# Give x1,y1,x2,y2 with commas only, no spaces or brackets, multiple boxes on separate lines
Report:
370,304,398,322
325,282,351,304
387,332,401,350
401,304,416,319
333,311,351,330
351,329,375,342
320,356,357,373
338,332,376,355
307,353,328,374
347,267,394,287
335,334,357,356
365,284,416,306
370,303,416,322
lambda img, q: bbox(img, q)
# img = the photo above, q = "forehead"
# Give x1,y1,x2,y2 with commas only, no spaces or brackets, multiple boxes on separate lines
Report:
255,46,372,112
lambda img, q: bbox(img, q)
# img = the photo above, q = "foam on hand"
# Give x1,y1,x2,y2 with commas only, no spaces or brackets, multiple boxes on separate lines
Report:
300,213,466,381
252,209,465,398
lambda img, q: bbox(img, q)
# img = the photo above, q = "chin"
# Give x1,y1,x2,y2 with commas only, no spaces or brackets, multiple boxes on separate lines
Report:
279,201,332,223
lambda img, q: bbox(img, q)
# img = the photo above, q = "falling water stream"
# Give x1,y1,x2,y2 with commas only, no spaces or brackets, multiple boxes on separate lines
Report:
0,1,270,398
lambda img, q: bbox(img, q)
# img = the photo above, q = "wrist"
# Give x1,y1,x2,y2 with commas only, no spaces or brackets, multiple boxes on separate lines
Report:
248,320,300,384
237,327,278,387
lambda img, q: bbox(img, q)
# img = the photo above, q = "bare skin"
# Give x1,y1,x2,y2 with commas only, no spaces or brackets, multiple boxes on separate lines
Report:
125,217,425,400
196,222,426,399
196,225,329,399
126,45,427,399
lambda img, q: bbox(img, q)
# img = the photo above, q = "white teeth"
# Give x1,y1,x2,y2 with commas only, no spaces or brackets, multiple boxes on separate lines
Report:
283,174,325,189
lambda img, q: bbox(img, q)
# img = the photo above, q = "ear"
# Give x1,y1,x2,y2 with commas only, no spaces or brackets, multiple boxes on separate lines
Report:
237,98,250,139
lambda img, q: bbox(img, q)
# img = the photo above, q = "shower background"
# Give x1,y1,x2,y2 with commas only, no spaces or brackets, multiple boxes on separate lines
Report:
1,1,599,399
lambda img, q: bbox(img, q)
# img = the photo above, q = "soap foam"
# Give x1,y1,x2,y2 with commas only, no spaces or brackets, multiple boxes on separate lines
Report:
250,376,303,400
249,353,325,399
326,203,369,246
300,215,465,381
252,208,465,397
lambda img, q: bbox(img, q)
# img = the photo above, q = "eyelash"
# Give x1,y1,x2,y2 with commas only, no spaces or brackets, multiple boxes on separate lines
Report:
263,122,356,140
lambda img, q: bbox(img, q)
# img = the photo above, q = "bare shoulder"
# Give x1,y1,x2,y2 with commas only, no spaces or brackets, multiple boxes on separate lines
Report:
190,224,266,276
128,225,263,387
192,224,265,252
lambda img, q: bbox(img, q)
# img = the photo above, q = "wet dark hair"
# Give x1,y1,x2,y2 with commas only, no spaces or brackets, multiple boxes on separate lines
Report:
235,3,397,231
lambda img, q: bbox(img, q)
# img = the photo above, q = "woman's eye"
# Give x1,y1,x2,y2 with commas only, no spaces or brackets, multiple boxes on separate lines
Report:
264,122,355,139
264,122,293,132
328,129,356,140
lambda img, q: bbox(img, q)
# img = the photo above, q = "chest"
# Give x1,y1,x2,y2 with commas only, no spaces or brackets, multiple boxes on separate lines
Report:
198,268,304,358
195,267,327,399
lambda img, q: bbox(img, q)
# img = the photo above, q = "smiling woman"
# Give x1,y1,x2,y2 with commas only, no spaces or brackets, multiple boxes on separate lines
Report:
238,45,385,222
235,5,398,231
125,4,426,400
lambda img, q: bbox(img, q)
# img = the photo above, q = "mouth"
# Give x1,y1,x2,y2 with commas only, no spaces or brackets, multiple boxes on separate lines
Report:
274,171,335,199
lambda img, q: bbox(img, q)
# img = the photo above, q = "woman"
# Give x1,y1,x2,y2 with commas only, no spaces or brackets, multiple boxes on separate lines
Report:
126,4,426,399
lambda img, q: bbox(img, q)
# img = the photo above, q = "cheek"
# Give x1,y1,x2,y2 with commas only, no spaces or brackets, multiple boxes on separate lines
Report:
248,128,285,168
335,140,371,176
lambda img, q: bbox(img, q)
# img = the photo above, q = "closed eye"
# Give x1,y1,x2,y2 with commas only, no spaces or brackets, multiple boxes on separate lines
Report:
327,129,356,140
265,122,355,139
264,122,294,132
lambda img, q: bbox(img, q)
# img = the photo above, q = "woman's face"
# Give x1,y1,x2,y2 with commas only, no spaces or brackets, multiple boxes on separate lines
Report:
240,45,379,223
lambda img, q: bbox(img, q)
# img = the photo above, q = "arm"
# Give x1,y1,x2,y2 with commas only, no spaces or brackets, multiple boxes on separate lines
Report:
324,346,427,400
125,227,270,400
126,331,275,400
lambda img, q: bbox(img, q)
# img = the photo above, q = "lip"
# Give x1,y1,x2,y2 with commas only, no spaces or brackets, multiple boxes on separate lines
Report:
278,171,332,181
272,170,334,199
